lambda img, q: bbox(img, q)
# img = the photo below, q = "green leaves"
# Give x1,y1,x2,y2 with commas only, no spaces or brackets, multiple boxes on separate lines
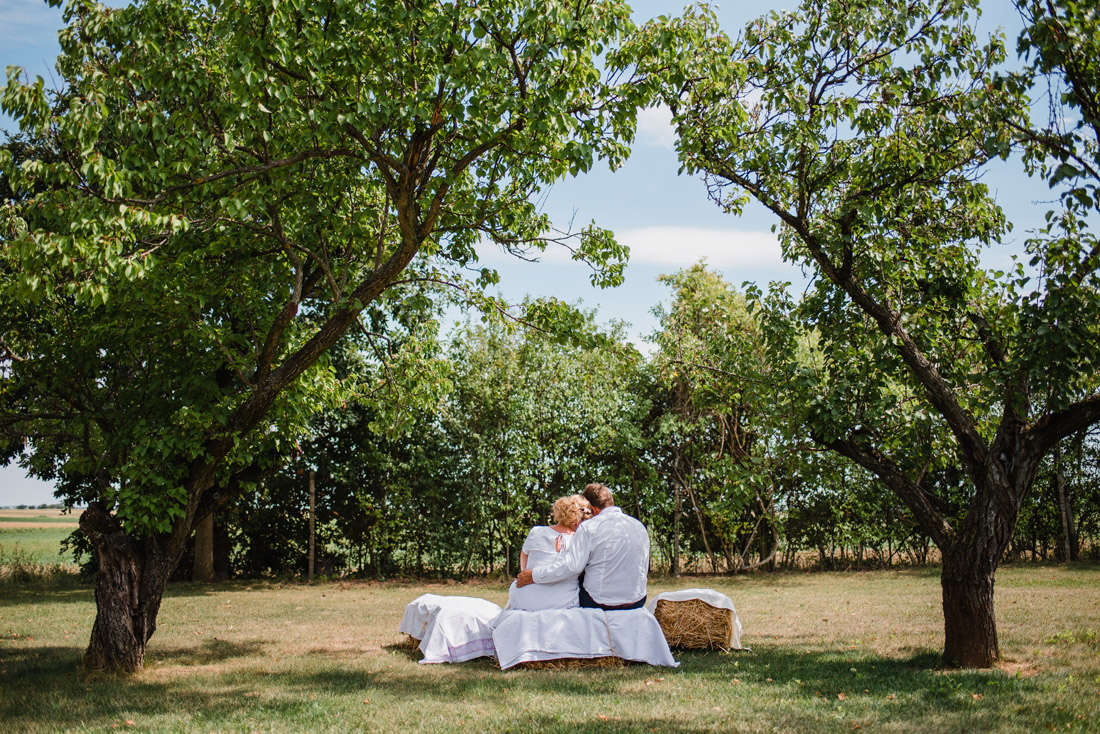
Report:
0,0,656,540
641,0,1100,569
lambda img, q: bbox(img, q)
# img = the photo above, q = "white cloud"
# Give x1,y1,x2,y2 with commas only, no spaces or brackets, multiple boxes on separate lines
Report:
636,104,676,149
618,226,783,268
471,226,785,273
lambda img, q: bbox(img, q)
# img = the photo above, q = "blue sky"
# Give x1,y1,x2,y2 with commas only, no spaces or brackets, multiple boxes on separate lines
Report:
0,0,1038,504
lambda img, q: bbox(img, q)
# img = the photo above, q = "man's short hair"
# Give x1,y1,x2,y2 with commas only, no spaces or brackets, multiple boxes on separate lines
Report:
583,482,613,509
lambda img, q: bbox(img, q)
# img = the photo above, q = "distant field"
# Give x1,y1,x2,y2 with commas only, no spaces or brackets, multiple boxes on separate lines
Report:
1,564,1099,733
0,509,79,564
0,508,80,519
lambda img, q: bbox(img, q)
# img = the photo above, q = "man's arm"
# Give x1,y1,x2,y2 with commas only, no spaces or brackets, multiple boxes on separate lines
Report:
532,527,592,584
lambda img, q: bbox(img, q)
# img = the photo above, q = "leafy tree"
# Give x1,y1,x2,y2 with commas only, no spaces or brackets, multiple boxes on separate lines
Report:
650,263,907,574
649,264,782,573
656,0,1100,667
444,313,649,573
1013,428,1100,562
0,0,654,672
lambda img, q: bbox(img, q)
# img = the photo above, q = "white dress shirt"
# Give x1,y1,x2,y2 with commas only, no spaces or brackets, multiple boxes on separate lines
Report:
531,506,649,606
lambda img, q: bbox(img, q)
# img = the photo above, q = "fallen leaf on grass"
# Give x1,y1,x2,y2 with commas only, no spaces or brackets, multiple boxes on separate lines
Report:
597,715,610,721
362,699,370,704
837,693,846,701
125,721,135,727
733,678,741,684
885,694,897,700
972,693,983,700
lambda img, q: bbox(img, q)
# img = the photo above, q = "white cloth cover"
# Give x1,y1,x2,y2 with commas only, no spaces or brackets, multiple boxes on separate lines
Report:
398,594,502,664
647,588,744,650
492,607,679,670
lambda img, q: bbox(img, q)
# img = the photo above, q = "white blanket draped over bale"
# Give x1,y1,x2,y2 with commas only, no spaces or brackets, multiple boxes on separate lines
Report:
491,607,679,670
398,593,501,664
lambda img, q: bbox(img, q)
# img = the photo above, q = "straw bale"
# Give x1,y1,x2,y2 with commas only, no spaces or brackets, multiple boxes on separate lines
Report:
654,597,733,651
511,656,626,670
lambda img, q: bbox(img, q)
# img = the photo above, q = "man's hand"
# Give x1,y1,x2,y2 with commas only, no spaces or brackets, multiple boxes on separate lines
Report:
515,569,535,587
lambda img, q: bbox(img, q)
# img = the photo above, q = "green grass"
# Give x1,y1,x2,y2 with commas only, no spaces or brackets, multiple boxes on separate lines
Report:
1,565,1099,733
0,510,80,568
0,527,79,565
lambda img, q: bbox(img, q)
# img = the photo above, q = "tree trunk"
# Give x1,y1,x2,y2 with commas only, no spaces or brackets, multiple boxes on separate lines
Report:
937,461,1028,669
308,470,316,582
940,546,999,667
213,519,231,581
192,513,215,582
1053,443,1079,562
80,504,175,673
671,483,681,577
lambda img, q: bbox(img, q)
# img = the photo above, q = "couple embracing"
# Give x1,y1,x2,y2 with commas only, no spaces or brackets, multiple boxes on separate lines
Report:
509,482,649,612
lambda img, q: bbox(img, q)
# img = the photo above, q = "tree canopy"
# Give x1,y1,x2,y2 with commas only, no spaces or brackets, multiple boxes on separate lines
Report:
0,0,665,671
648,0,1100,666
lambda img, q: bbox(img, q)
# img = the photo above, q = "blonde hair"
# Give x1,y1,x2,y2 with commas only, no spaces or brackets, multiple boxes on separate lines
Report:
551,494,591,530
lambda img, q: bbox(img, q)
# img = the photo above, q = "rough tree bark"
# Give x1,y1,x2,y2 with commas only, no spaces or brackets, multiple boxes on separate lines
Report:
937,469,1023,667
80,503,180,672
192,513,215,583
1052,442,1079,562
940,548,998,667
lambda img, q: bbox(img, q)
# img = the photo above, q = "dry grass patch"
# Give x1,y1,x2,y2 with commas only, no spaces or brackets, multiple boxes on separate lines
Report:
995,660,1041,677
0,520,79,529
0,508,80,522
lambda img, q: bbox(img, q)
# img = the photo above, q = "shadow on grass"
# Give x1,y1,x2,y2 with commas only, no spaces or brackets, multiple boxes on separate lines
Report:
0,644,351,732
4,638,1077,734
0,577,324,609
2,571,1096,732
381,641,424,663
150,638,270,666
0,578,91,607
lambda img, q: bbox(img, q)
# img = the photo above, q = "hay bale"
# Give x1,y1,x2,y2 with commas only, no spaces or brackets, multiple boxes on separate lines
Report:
511,656,627,671
654,597,734,651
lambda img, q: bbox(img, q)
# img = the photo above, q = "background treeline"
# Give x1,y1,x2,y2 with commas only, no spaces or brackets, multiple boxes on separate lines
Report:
174,264,1100,580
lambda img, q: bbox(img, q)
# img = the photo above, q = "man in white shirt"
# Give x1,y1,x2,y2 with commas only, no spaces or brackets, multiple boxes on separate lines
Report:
515,483,649,610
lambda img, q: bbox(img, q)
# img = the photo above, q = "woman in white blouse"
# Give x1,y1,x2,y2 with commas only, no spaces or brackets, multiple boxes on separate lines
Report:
504,494,592,611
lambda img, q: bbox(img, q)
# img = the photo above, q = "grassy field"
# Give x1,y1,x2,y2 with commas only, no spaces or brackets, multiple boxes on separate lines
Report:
1,527,1099,733
0,509,80,574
